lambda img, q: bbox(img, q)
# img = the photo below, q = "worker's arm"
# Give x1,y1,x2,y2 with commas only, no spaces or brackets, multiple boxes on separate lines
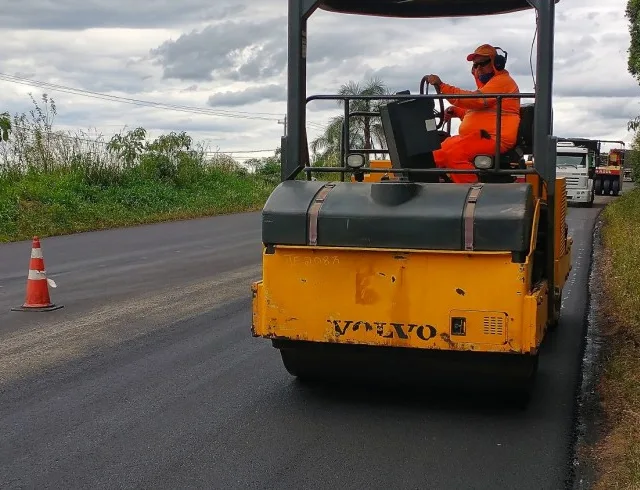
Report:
447,106,467,119
439,76,509,110
432,80,466,120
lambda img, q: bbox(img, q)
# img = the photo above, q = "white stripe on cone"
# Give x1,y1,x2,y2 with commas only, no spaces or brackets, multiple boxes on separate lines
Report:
26,270,56,287
30,248,43,259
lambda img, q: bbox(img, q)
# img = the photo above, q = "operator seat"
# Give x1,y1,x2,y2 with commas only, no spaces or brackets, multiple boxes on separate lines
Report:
479,103,535,183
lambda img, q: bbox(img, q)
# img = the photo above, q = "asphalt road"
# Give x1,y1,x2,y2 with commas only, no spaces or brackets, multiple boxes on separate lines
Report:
0,191,621,489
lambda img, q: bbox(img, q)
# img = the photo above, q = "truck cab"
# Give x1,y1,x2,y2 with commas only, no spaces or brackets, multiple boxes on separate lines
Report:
555,141,594,207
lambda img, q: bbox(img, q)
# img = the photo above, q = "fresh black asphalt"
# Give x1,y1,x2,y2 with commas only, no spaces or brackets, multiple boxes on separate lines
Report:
0,193,619,489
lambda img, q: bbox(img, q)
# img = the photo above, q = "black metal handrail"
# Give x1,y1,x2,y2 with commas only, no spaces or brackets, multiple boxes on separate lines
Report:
304,91,534,181
300,167,536,175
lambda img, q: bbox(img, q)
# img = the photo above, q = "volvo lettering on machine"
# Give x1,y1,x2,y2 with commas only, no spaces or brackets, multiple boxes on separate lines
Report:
555,139,595,207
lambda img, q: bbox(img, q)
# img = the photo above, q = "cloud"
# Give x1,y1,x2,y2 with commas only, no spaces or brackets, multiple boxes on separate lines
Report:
207,85,286,107
0,0,636,159
149,17,287,82
0,1,246,30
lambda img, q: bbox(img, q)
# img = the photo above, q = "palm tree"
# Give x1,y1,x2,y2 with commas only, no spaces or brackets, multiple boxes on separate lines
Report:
310,77,393,165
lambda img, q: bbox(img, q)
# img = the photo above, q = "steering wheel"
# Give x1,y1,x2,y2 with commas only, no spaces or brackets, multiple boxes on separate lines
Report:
419,75,446,131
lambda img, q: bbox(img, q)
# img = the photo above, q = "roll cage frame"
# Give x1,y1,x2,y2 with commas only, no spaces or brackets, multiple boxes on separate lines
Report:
280,0,560,322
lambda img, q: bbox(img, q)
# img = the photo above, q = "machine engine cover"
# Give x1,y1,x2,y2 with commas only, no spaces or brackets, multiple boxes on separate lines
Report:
262,180,535,253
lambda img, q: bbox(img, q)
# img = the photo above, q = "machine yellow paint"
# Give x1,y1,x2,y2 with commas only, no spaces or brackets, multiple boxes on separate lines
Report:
252,178,572,356
255,1,567,404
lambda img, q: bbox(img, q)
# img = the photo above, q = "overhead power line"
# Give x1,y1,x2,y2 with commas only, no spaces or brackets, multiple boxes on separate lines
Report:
216,149,278,153
0,73,332,131
0,72,332,145
0,72,283,122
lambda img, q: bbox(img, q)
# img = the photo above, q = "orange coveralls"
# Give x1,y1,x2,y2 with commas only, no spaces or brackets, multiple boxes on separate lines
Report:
434,70,521,183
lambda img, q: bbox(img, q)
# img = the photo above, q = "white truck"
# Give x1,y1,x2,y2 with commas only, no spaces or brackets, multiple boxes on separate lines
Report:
556,139,596,207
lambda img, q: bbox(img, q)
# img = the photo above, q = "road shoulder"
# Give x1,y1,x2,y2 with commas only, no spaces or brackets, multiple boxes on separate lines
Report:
572,188,640,489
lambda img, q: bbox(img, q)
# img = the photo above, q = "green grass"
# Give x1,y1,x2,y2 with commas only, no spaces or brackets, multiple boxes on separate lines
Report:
0,165,276,242
0,94,282,243
591,186,640,489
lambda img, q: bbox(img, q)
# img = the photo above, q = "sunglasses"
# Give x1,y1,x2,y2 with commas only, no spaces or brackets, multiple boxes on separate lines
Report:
472,59,492,69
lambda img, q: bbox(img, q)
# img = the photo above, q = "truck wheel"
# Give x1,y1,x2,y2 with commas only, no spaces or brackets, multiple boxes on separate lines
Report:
603,179,611,195
612,179,620,196
595,178,602,195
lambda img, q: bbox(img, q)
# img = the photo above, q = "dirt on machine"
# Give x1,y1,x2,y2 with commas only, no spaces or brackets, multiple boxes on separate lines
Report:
251,0,570,407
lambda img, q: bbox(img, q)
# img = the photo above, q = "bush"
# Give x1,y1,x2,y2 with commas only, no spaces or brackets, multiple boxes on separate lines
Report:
0,93,277,242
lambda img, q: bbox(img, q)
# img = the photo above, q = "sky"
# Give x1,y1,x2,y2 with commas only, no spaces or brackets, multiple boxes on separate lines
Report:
0,0,638,162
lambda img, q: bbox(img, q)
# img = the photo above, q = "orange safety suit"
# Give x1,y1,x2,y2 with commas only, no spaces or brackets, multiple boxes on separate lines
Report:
433,69,521,183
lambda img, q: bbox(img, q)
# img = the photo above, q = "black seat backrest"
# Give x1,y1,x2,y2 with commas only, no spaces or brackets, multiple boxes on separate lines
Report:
482,104,533,184
516,103,534,154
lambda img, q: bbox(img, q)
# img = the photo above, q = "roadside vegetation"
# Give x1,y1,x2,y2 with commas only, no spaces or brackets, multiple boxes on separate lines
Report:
584,3,640,487
588,140,640,489
0,94,279,242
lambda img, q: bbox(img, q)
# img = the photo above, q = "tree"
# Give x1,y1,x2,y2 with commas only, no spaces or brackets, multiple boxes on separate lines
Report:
627,1,640,131
244,148,281,182
310,77,394,165
626,0,640,178
629,135,640,178
626,0,640,83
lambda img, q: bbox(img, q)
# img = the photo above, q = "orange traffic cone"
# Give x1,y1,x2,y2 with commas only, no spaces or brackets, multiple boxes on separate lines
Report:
11,236,63,312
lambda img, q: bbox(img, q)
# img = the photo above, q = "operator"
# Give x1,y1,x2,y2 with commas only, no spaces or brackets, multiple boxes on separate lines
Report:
425,44,521,183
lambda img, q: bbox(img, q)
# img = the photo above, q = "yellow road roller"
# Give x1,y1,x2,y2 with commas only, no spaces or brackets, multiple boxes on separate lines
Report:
251,0,571,404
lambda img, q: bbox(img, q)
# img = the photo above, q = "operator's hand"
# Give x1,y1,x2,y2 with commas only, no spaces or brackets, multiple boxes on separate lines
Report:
443,106,455,122
426,75,442,86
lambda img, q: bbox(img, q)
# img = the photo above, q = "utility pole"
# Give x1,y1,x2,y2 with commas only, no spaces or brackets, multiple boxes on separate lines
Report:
277,115,287,172
277,115,287,137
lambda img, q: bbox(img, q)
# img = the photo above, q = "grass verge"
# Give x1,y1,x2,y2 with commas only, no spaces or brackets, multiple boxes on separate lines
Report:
590,187,640,489
0,166,276,243
0,94,281,243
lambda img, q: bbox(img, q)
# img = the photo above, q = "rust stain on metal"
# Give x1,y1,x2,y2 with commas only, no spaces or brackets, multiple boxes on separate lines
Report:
355,266,379,305
440,333,456,349
439,333,475,352
390,267,409,319
456,288,465,296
